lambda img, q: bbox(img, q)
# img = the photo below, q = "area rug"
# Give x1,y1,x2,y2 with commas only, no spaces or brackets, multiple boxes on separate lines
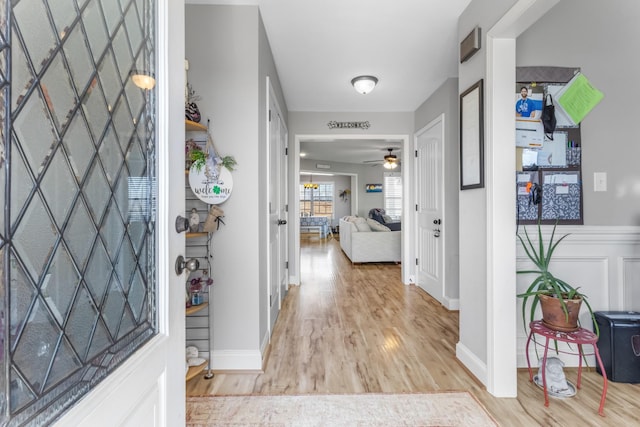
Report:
186,392,498,426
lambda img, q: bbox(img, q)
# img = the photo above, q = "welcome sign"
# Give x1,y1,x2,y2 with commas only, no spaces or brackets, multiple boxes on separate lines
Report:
188,165,233,204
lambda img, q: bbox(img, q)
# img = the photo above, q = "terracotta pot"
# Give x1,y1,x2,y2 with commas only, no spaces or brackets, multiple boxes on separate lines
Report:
539,293,582,332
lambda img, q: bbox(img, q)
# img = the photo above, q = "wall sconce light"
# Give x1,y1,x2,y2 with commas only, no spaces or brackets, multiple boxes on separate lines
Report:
351,75,378,94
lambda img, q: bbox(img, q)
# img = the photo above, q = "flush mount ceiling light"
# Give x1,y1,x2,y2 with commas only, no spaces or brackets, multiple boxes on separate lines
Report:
351,75,378,94
131,70,156,90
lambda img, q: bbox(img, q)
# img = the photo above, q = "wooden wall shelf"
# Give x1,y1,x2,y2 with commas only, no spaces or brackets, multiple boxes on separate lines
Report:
186,359,208,381
186,301,209,316
186,120,207,132
186,232,208,239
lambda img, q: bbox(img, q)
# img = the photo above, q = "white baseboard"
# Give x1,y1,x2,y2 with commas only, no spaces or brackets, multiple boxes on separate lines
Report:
456,341,487,386
211,350,263,371
444,297,459,311
289,274,300,286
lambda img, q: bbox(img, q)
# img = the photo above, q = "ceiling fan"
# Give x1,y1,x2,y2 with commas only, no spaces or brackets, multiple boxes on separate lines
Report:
364,148,401,169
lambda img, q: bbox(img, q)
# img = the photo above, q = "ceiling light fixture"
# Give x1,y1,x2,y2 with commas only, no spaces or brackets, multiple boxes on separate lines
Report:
351,75,378,95
383,148,398,169
383,160,398,169
131,70,156,90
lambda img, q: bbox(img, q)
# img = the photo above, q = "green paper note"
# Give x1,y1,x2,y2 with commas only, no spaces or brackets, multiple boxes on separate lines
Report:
557,73,604,124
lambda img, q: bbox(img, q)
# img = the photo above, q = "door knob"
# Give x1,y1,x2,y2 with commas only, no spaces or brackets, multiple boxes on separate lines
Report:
175,255,200,275
278,219,287,225
433,228,440,238
175,215,189,233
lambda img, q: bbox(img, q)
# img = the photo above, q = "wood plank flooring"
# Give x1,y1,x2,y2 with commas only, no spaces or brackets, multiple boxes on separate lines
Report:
187,238,640,426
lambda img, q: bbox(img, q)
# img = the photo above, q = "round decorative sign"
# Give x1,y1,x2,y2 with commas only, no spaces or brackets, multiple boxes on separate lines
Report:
188,164,233,204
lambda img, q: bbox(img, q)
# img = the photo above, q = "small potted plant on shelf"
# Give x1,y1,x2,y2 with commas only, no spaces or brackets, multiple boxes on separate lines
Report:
517,221,598,335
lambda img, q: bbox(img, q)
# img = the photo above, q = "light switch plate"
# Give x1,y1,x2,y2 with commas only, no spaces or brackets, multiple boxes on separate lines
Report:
594,172,607,192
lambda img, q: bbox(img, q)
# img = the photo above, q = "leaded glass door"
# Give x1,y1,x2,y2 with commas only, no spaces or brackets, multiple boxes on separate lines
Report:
1,0,186,425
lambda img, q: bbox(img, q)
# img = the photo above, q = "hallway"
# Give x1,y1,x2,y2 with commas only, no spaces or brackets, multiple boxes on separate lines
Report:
187,238,639,426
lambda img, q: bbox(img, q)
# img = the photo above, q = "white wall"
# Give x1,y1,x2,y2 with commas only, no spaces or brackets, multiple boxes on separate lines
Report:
517,226,640,367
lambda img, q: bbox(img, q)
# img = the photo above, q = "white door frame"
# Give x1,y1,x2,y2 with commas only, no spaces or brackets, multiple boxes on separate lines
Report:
55,0,185,424
483,0,561,397
291,134,411,287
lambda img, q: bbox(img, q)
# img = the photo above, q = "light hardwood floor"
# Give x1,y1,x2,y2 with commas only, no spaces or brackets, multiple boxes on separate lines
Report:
187,237,640,426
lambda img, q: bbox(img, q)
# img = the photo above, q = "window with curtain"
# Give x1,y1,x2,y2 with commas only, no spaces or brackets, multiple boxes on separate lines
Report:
384,172,402,220
299,182,334,218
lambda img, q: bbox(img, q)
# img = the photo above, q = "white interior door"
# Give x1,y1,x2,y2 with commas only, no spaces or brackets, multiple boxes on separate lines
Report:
278,114,289,299
415,116,445,304
56,1,185,425
267,78,287,333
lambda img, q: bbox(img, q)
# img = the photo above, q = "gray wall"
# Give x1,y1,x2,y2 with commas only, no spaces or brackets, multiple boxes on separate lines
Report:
414,77,460,300
457,0,521,379
517,0,640,226
186,5,287,367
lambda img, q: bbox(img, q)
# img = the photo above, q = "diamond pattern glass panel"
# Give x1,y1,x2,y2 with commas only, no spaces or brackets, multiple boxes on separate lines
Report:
12,92,58,179
82,77,109,141
113,97,134,152
40,53,77,133
9,137,34,229
65,285,99,361
13,0,56,75
82,0,109,63
4,0,156,422
64,113,96,181
64,200,97,270
98,124,124,185
84,162,110,222
40,147,77,228
98,51,121,111
101,0,122,37
12,194,57,283
42,246,80,325
113,25,133,83
85,240,111,305
63,24,94,95
49,0,77,37
12,300,63,393
10,27,32,113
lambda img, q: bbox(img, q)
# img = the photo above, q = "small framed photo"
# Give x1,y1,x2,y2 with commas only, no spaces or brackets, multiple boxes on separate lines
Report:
460,79,484,190
365,184,382,193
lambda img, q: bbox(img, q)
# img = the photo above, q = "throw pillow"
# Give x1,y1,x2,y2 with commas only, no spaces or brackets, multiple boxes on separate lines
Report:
353,217,371,232
382,214,393,223
367,218,391,231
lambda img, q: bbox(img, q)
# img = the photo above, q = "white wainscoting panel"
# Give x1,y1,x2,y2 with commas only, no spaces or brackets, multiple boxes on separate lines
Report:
516,225,640,367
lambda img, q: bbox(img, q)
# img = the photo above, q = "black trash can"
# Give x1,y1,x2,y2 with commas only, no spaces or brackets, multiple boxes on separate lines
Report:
594,311,640,383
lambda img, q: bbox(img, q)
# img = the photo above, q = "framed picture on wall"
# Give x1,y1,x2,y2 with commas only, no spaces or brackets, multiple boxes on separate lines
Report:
460,79,484,190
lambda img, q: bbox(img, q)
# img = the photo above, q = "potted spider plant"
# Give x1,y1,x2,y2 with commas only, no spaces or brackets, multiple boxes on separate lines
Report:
517,221,598,335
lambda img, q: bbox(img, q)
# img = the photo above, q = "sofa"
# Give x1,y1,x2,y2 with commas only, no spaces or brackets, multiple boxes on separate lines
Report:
368,208,401,231
339,217,401,263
